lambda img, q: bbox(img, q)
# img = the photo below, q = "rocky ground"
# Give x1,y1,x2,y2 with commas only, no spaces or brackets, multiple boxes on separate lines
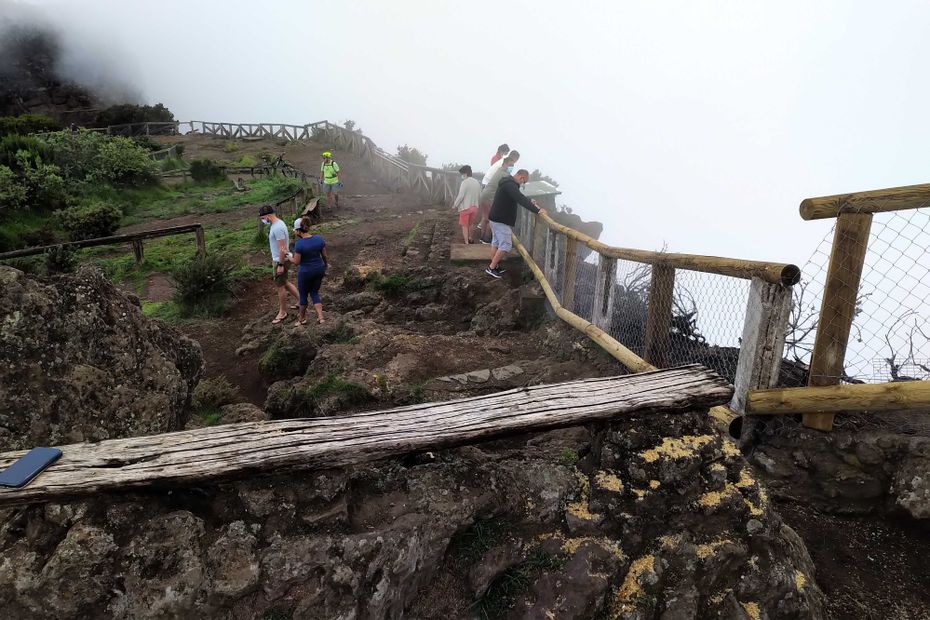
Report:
1,134,928,618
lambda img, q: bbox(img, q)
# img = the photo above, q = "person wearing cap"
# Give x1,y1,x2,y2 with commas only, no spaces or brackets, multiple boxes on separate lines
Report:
452,165,481,244
289,219,329,325
320,152,343,208
259,204,299,324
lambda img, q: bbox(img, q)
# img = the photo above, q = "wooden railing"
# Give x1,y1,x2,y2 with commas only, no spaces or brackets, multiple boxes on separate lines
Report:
0,224,206,265
513,208,799,443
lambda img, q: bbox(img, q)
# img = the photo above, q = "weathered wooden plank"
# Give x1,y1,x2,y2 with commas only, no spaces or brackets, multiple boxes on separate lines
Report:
0,368,731,506
562,237,579,311
803,212,872,430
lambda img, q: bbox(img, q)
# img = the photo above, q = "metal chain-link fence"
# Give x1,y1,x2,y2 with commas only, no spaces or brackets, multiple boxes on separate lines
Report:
787,207,930,384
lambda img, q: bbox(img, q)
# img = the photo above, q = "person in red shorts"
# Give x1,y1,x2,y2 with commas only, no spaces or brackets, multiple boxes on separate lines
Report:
452,165,481,244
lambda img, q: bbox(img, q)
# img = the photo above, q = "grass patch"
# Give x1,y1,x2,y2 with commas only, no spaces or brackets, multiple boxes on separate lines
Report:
112,176,303,226
323,324,359,345
400,222,420,256
559,448,579,464
473,551,564,620
451,518,511,562
140,300,184,322
200,409,222,426
370,273,412,298
308,374,370,402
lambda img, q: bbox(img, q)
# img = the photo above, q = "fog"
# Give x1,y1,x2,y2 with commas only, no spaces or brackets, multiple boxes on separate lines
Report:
7,0,930,268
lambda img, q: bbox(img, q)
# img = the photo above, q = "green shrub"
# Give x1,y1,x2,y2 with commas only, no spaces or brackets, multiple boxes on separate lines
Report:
222,140,241,153
19,155,70,210
175,143,185,157
95,103,175,127
160,157,187,172
93,137,158,186
371,273,411,298
258,336,318,380
57,201,122,240
0,165,28,216
44,245,78,273
0,114,61,137
235,154,258,167
189,159,226,183
192,376,240,411
0,135,52,170
171,253,234,317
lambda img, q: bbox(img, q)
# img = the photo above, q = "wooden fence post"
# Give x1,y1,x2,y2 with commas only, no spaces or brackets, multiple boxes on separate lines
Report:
803,212,873,431
532,215,547,267
130,239,144,265
194,227,206,257
644,265,676,367
592,255,617,330
562,237,578,312
544,228,561,293
730,277,793,446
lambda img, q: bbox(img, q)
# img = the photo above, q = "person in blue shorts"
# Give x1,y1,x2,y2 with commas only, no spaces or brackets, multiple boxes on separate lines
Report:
289,219,329,325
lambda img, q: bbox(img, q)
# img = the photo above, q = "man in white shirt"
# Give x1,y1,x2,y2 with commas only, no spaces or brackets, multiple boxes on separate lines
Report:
481,149,519,187
259,204,299,324
452,165,482,244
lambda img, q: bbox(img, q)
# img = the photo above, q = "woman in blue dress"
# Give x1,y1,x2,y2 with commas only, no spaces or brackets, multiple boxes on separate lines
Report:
289,220,329,325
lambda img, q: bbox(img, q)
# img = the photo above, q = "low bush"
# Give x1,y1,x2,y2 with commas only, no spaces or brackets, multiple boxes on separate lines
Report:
0,114,61,138
189,158,226,183
0,165,28,216
171,253,234,317
371,273,411,298
258,335,318,380
95,103,175,127
222,140,241,153
192,376,240,412
57,201,122,240
44,245,78,273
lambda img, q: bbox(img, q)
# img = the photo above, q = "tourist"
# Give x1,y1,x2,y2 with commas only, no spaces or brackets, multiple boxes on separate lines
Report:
485,168,546,279
320,151,343,208
289,220,328,325
452,165,482,244
259,205,299,324
482,149,519,187
477,154,518,244
490,143,510,166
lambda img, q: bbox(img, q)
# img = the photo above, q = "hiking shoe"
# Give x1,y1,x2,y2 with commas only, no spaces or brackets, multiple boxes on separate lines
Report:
479,239,491,245
485,267,503,279
496,267,507,274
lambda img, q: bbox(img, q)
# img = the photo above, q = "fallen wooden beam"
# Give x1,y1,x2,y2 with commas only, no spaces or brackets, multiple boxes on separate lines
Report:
0,367,731,506
747,379,930,416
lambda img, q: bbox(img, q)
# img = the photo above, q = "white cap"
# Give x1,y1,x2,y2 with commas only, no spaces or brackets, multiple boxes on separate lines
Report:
293,217,302,231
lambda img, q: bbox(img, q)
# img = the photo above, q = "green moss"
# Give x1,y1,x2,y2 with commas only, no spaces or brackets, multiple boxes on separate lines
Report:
559,448,579,464
451,518,511,562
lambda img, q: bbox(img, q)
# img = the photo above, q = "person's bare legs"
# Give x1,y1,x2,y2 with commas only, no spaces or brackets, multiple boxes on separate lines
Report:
461,222,471,244
294,304,307,326
489,248,508,270
275,283,288,320
313,302,324,324
285,281,298,300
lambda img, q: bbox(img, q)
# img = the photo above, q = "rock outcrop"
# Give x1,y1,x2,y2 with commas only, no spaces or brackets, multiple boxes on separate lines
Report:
750,420,930,520
0,266,203,450
0,409,825,618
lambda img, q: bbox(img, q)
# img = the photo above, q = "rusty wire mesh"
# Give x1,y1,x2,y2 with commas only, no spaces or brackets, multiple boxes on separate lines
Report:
787,207,930,384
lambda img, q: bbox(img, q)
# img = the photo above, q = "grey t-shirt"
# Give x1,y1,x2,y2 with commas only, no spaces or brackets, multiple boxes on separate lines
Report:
268,219,289,262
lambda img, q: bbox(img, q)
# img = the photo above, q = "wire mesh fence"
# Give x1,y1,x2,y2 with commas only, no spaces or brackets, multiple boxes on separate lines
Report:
787,207,930,384
516,209,755,384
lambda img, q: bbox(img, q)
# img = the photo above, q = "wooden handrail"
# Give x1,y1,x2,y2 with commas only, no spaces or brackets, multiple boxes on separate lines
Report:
800,182,930,220
513,233,742,431
536,211,800,285
748,380,930,415
0,224,206,261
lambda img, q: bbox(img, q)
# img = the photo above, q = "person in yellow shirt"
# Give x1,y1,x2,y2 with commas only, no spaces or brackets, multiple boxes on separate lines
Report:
320,151,343,207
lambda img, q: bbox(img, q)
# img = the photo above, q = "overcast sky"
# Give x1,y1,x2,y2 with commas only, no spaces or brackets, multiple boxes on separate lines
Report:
9,0,930,269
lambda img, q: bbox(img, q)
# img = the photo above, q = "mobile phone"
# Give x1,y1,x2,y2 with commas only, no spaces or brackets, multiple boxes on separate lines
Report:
0,447,62,488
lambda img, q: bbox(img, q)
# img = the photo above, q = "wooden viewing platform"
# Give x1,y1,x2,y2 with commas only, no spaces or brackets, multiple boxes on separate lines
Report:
0,366,731,506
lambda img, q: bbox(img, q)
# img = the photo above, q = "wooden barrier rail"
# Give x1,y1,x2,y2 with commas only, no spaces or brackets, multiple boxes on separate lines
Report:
800,182,930,221
0,368,732,506
747,380,930,416
0,224,206,265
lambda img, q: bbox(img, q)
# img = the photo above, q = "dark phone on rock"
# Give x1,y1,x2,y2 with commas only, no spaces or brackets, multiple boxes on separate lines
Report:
0,447,62,488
